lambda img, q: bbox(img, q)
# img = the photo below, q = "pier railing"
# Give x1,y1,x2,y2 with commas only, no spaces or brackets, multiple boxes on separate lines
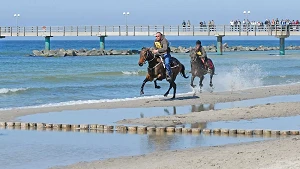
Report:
0,24,298,37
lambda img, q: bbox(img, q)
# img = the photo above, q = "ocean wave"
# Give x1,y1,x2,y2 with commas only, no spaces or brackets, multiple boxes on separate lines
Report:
0,91,195,111
122,71,141,75
0,88,28,94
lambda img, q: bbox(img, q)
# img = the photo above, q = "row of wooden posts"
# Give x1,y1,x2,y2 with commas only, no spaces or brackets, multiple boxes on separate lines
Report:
0,122,299,136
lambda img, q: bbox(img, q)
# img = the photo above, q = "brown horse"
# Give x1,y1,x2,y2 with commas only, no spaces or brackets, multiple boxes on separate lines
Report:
189,49,215,92
138,48,189,99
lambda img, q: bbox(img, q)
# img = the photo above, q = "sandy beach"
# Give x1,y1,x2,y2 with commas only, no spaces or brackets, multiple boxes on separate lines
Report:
2,83,300,169
52,136,300,169
1,83,300,122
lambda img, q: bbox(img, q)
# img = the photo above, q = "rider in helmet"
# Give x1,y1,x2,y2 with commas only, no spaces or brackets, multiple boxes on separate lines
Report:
152,32,172,81
195,40,213,71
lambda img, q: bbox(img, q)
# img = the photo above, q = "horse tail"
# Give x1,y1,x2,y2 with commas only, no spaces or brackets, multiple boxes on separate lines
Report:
180,64,189,79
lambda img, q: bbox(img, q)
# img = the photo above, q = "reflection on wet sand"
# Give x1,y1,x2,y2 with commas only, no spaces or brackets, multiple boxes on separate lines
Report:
191,104,215,112
139,104,215,119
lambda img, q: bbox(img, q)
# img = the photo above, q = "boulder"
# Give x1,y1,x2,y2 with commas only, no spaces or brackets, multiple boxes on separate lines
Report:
57,49,67,57
33,50,43,56
66,49,76,56
87,49,99,56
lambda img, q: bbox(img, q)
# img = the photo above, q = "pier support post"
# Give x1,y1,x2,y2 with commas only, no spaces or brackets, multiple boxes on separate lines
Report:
99,36,106,50
45,36,52,51
215,35,225,55
276,35,289,55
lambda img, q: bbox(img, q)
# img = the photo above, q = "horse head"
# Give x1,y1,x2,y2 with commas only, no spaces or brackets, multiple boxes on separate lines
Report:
189,49,199,63
138,47,154,67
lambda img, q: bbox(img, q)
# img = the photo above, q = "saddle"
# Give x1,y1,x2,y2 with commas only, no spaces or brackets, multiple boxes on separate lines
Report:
206,58,214,69
158,56,179,68
200,58,214,70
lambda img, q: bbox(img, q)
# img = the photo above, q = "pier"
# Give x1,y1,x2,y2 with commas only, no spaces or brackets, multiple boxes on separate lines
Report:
0,24,297,55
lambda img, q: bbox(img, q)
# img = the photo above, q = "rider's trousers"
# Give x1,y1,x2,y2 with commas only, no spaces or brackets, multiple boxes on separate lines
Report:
164,53,172,76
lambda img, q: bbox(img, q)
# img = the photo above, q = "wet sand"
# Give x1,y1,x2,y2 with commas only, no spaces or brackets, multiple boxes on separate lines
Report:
52,136,300,169
1,83,300,122
117,102,300,127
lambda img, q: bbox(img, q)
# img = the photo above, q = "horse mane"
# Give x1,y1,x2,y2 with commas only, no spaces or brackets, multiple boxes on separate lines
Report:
189,48,198,58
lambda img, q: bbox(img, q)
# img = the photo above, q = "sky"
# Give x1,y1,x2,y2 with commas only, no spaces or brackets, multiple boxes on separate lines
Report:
0,0,299,40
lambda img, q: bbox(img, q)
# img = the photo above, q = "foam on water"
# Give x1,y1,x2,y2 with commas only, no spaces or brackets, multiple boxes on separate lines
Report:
0,91,195,111
122,71,140,75
0,88,28,94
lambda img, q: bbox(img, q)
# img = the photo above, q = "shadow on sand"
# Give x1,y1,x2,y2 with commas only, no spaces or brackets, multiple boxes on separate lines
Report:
162,95,200,101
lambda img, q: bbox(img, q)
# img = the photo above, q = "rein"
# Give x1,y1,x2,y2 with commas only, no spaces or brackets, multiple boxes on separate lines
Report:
143,50,161,70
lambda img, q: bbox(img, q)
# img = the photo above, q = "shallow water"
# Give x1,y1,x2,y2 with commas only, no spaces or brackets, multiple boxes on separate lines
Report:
0,128,269,169
19,94,300,126
205,116,300,130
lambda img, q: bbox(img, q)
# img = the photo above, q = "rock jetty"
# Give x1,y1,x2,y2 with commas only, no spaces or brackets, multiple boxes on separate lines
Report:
30,44,300,57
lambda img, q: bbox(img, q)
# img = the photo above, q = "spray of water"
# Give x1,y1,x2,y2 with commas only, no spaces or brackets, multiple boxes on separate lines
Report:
199,64,268,92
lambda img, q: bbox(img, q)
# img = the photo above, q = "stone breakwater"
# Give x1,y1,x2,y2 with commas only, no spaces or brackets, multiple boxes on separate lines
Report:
31,44,300,57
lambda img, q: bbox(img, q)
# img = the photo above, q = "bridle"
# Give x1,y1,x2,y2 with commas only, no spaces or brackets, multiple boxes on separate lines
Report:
141,49,162,70
190,52,198,62
142,49,155,64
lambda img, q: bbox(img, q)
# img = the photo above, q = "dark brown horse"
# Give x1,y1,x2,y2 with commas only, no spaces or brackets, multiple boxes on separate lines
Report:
138,48,189,99
189,49,215,92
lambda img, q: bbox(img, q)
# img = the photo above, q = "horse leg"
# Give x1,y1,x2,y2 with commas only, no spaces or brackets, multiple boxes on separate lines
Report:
172,81,177,99
154,74,163,89
154,79,161,89
199,76,204,93
190,75,196,88
210,73,214,87
164,82,172,97
140,77,149,95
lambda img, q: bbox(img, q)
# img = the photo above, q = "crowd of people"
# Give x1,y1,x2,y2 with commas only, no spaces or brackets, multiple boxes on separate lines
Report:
180,18,300,31
230,18,300,27
228,18,300,31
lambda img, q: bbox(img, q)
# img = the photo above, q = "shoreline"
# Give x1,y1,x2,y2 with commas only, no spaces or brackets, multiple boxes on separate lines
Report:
1,83,300,122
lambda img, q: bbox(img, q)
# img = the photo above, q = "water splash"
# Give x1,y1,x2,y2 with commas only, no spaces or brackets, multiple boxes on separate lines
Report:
211,64,268,92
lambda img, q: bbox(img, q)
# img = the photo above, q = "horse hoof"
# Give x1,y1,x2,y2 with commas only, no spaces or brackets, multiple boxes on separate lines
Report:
140,91,144,95
191,85,196,88
155,86,161,89
210,84,213,87
164,94,168,97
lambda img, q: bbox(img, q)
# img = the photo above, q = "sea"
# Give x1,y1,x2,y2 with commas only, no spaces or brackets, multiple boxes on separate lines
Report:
1,40,300,110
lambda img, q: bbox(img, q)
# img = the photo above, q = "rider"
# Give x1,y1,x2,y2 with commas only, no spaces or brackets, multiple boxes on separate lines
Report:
152,32,172,81
195,40,213,71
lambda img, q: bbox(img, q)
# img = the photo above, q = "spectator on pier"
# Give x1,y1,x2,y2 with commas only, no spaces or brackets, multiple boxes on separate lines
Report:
182,20,186,31
187,20,191,28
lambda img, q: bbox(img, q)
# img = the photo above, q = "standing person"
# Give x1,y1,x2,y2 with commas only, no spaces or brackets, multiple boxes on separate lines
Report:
182,20,186,31
152,32,172,81
187,20,191,31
